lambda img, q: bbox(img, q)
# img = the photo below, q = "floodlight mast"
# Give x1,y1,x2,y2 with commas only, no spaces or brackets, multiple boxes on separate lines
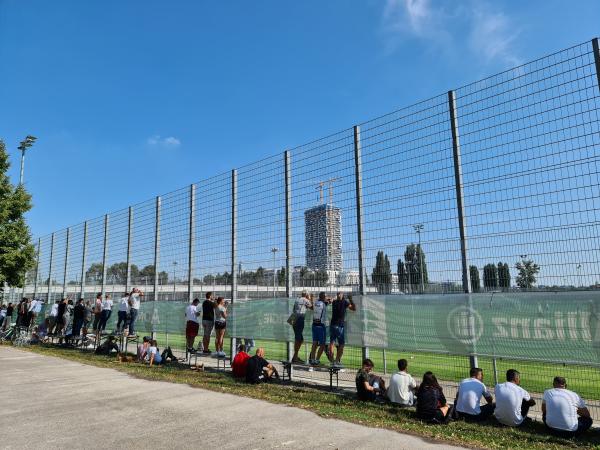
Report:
17,135,37,185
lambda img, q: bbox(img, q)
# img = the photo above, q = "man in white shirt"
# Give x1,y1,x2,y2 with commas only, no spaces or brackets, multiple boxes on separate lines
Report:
387,358,417,406
185,298,201,352
542,376,593,437
494,369,536,426
308,292,330,366
48,300,60,335
116,294,129,333
455,367,495,421
98,294,113,332
28,298,43,326
128,288,143,336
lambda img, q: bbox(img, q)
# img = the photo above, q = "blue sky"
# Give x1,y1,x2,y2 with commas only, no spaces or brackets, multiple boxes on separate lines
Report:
1,0,599,243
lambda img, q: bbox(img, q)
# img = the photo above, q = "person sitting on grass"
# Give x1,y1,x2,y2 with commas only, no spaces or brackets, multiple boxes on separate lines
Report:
146,339,163,366
387,358,417,407
355,358,386,402
542,376,593,437
95,336,120,355
416,371,450,424
494,369,536,427
455,367,495,421
232,343,250,379
245,348,279,384
31,319,49,344
137,336,151,362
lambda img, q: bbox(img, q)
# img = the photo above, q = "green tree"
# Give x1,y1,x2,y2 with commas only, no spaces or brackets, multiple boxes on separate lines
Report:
515,259,540,289
483,263,498,290
397,259,408,292
498,262,511,289
469,265,480,292
277,266,286,286
0,140,35,289
404,244,428,292
372,251,392,294
85,262,104,283
107,262,140,284
138,264,168,284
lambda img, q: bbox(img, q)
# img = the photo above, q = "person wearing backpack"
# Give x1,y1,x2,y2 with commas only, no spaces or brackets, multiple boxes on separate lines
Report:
308,292,331,366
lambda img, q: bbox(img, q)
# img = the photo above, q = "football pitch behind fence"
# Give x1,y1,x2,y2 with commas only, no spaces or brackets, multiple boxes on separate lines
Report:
5,38,600,418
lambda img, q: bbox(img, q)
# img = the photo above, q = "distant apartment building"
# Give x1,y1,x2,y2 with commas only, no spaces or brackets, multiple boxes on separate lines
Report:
304,204,342,275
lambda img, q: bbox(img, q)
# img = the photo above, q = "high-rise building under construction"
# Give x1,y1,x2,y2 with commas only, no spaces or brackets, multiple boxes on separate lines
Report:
304,204,342,272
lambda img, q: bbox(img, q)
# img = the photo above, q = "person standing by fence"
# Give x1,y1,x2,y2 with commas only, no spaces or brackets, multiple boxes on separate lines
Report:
327,292,355,367
185,298,201,353
201,292,214,354
1,302,12,330
98,294,113,332
309,292,330,366
128,288,143,337
290,291,312,363
48,300,59,335
116,293,129,333
72,298,86,338
213,297,227,357
92,293,102,332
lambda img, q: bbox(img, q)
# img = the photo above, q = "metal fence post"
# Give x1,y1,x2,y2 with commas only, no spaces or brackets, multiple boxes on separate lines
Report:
62,227,70,299
47,232,55,303
284,150,294,361
101,214,109,296
126,207,133,293
593,38,600,92
230,170,238,359
353,125,369,360
80,221,88,299
32,237,41,300
152,196,161,339
188,184,196,303
448,90,477,369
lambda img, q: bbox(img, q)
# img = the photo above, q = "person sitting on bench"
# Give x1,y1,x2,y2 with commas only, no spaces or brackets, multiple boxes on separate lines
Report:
245,348,278,384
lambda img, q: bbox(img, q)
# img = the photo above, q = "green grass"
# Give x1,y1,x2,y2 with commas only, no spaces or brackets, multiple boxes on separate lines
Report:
155,332,600,401
17,344,600,450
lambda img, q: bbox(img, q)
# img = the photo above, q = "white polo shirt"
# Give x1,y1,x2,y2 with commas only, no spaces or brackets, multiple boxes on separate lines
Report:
50,303,59,317
456,378,491,415
129,293,140,310
494,382,531,426
387,371,417,405
185,304,199,323
543,388,586,432
102,298,113,311
119,297,129,312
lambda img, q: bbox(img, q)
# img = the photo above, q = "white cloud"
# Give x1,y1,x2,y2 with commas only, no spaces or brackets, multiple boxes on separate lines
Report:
147,135,181,148
382,0,521,67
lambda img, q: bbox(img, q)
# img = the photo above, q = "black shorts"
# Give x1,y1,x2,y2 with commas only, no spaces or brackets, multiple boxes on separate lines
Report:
418,409,446,424
215,321,226,330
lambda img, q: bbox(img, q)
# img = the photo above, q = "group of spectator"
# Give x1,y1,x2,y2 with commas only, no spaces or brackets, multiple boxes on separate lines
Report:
289,291,355,368
0,298,43,331
231,344,279,383
184,292,230,357
357,358,594,437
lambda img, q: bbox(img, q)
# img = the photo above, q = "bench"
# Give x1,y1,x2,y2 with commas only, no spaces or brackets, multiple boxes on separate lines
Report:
280,361,342,390
190,351,229,370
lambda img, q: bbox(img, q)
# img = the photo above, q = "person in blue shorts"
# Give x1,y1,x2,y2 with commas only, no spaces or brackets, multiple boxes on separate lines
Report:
327,292,355,367
309,292,331,366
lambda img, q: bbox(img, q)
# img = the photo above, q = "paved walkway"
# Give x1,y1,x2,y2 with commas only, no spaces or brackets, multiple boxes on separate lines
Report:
0,347,463,450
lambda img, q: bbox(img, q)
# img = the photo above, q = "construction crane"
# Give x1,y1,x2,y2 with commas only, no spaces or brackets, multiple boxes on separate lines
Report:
315,177,340,205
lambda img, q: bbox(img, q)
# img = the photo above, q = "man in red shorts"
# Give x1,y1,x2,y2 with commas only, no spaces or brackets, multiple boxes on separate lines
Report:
185,298,201,353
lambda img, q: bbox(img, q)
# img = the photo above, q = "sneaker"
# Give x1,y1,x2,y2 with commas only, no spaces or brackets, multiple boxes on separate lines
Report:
202,349,211,354
291,357,303,364
187,347,196,354
333,361,344,368
312,359,321,366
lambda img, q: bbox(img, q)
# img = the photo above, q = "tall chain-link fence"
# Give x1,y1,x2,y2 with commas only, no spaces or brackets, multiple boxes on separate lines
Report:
4,38,600,418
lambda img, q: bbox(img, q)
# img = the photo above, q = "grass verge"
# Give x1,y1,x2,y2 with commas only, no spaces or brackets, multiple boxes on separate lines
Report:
17,344,600,450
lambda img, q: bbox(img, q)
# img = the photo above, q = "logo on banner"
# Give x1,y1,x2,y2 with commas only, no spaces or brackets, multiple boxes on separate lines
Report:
446,306,484,345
